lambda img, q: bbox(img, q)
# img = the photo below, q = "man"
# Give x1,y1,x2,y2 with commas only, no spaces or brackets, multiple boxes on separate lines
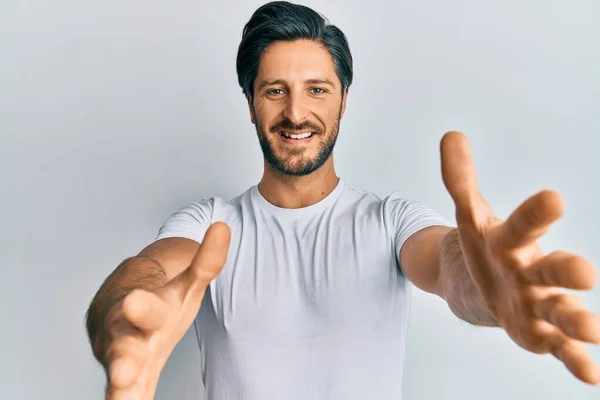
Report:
85,2,600,399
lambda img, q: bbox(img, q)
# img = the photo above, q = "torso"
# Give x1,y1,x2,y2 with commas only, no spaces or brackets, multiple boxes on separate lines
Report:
196,181,413,400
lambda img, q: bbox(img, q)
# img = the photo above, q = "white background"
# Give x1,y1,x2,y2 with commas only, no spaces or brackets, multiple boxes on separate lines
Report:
1,0,599,399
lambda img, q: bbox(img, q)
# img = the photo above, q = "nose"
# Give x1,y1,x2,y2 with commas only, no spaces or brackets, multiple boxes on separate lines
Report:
282,92,310,126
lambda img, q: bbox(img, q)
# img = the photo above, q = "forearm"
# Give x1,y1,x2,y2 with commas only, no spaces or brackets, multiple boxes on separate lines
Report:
84,256,168,359
439,229,499,327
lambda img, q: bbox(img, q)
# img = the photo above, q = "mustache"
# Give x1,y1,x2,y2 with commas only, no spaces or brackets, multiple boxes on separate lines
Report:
270,119,323,133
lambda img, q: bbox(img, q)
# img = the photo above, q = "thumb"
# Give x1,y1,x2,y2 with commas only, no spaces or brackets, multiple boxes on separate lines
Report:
158,222,231,308
440,131,486,223
186,222,231,289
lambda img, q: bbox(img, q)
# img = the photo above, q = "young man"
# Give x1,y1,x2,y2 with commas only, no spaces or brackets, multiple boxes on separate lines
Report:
85,2,600,399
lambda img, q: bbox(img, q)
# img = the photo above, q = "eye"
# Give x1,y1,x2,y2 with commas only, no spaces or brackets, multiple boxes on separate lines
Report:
310,87,327,94
266,88,285,96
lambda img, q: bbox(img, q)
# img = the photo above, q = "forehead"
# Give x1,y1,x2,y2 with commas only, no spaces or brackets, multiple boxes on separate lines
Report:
255,39,340,86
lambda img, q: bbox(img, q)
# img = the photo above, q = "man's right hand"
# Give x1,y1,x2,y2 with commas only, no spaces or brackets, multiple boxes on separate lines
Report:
99,222,231,400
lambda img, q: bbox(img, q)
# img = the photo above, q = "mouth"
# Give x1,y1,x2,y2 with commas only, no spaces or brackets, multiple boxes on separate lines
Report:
278,131,315,144
280,131,314,139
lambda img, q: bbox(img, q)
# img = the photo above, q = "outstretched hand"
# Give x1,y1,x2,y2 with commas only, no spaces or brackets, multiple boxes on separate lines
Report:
440,131,600,385
101,222,231,400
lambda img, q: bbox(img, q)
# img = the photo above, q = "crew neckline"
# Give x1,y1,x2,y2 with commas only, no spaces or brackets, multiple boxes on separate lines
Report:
252,178,346,219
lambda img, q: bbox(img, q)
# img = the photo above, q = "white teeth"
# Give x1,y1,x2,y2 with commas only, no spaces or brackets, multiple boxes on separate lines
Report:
282,131,313,139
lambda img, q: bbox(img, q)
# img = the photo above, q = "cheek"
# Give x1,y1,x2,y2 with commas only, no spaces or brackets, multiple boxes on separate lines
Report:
253,102,278,127
258,116,276,133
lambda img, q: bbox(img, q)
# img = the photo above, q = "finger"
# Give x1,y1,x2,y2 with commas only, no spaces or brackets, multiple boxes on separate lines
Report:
105,334,149,389
524,251,597,290
533,292,600,344
185,222,231,289
499,190,565,249
440,131,487,223
546,332,600,385
159,222,231,307
122,289,168,333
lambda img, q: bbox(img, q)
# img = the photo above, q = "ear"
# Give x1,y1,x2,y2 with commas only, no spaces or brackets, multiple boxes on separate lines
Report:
340,88,348,119
246,96,256,125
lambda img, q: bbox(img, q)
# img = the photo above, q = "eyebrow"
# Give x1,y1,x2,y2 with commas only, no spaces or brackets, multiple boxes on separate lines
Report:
257,78,336,91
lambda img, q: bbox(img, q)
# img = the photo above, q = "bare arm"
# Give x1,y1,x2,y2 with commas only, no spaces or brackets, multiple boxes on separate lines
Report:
84,237,200,360
399,226,498,327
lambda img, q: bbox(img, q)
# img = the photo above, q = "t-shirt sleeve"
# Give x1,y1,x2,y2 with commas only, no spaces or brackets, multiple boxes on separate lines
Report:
384,192,453,275
154,197,215,244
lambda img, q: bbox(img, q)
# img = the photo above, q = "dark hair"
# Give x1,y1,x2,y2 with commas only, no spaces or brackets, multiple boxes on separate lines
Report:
236,1,353,98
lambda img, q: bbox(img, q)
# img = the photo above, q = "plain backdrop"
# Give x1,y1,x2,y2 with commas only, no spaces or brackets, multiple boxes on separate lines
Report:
1,0,599,399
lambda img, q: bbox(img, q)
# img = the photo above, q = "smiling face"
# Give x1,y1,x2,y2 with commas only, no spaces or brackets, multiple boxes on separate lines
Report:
248,39,347,176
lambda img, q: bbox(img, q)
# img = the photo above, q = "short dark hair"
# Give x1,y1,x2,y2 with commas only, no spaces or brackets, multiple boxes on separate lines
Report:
236,1,353,98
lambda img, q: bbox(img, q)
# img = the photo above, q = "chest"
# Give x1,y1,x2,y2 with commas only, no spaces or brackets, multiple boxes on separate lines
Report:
201,213,406,337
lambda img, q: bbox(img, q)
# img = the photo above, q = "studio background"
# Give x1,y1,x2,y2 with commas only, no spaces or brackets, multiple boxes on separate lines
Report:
1,0,599,399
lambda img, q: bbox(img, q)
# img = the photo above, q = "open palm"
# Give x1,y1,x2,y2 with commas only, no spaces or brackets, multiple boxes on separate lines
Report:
440,131,600,385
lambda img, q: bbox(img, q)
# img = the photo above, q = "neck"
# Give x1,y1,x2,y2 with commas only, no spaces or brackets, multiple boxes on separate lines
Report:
257,159,339,209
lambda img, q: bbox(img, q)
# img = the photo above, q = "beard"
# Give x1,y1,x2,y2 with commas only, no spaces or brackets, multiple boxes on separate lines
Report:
253,104,342,177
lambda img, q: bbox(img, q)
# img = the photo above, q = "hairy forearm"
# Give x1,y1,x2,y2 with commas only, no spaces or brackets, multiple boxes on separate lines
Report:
84,256,167,359
439,229,499,327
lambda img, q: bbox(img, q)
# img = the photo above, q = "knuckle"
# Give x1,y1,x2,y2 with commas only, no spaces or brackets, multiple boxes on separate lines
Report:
114,334,142,348
123,289,146,313
554,293,576,309
105,335,144,361
127,288,147,301
548,294,579,324
122,289,161,325
569,311,591,334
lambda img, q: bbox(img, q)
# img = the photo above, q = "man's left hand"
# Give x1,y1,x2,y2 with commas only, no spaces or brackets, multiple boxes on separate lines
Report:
440,131,600,385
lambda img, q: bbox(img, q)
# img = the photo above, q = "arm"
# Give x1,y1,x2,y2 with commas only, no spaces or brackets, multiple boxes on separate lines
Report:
399,225,499,327
84,237,200,361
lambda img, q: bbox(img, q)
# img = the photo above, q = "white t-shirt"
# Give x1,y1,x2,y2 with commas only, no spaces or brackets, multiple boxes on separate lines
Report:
155,179,451,400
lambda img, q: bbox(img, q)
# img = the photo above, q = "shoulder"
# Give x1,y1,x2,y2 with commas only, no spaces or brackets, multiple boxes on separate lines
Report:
154,188,250,243
343,184,452,239
175,186,253,220
154,197,216,243
334,181,384,210
337,182,426,214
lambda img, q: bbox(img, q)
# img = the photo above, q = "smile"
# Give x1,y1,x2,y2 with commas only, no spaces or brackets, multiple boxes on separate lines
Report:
280,131,314,140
